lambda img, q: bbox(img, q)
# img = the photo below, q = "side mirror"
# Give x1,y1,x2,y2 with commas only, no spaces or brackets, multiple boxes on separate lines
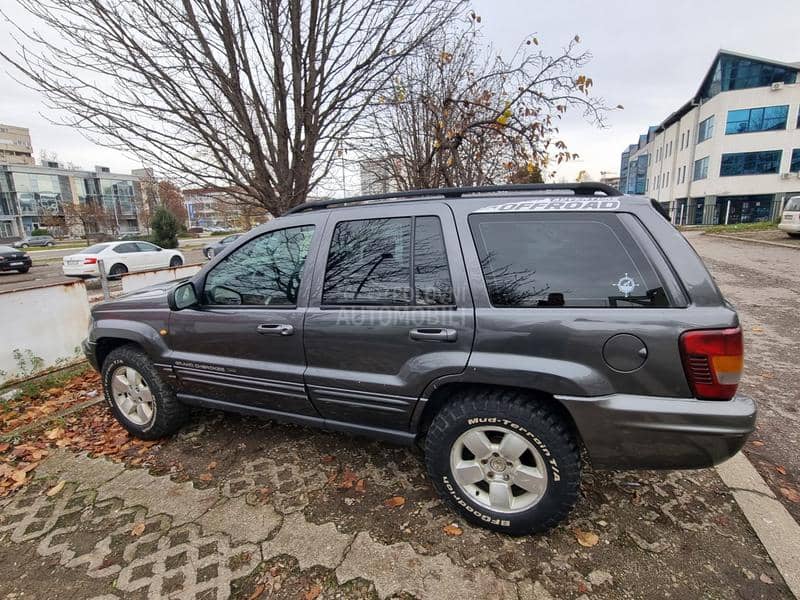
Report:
168,281,199,311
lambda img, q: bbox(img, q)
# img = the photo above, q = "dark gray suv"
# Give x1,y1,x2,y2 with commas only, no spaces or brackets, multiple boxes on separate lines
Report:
83,183,754,534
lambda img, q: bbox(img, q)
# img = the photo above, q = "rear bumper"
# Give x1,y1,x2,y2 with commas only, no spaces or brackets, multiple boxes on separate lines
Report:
778,221,800,233
557,393,756,470
63,263,99,276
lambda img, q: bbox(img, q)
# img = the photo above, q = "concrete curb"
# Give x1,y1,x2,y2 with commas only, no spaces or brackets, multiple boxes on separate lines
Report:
704,232,800,250
717,452,800,598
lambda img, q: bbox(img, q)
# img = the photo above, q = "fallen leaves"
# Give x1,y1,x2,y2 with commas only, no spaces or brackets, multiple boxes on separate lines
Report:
247,583,266,600
130,522,146,537
336,469,359,490
383,495,405,508
779,487,800,503
574,528,599,547
198,473,214,482
44,427,65,440
0,443,47,495
443,523,463,536
304,584,322,600
775,465,787,475
46,480,66,497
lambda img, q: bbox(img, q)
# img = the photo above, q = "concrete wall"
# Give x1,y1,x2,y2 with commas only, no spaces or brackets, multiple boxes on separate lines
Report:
121,263,202,294
0,280,90,384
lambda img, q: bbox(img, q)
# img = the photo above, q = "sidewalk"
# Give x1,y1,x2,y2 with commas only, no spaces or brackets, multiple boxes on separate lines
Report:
0,404,793,599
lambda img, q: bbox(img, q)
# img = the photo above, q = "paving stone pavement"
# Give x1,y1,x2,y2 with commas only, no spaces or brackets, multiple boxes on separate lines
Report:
0,441,792,600
2,451,529,599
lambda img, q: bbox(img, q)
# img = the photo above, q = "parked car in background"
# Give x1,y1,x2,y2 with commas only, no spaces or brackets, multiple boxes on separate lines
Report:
0,245,32,273
83,183,753,535
203,233,242,259
778,196,800,237
62,241,184,278
13,235,55,248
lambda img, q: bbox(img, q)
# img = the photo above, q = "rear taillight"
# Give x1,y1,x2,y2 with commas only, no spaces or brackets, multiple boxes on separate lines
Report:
680,327,743,400
83,257,97,265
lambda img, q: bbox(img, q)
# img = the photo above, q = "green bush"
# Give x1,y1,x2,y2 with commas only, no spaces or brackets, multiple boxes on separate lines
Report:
31,228,50,236
150,206,179,248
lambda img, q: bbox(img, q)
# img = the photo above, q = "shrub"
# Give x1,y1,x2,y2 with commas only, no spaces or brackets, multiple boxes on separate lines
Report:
150,206,179,248
30,228,50,236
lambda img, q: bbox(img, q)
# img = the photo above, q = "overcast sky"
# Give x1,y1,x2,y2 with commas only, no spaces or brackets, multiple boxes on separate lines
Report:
1,0,799,182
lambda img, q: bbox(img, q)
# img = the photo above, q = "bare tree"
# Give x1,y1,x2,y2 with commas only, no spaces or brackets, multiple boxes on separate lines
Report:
357,15,615,189
157,180,189,228
2,0,463,215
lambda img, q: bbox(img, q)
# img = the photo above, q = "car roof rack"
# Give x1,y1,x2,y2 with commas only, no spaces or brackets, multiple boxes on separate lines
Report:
283,182,623,215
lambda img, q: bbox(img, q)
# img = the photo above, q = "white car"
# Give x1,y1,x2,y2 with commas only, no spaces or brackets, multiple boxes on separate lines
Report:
62,241,184,278
778,196,800,237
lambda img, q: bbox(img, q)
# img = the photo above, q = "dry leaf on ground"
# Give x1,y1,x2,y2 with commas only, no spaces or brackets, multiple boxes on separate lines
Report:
336,469,359,490
574,528,600,547
355,479,366,493
779,487,800,503
304,584,322,600
198,473,213,482
443,523,463,536
383,495,405,508
247,583,265,600
130,522,146,536
46,480,66,497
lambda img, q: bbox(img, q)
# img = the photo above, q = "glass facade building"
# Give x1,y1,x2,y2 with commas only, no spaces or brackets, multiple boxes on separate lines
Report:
0,164,143,239
619,50,800,226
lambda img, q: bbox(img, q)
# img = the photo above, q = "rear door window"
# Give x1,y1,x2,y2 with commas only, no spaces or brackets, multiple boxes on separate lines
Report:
322,216,454,306
469,213,668,308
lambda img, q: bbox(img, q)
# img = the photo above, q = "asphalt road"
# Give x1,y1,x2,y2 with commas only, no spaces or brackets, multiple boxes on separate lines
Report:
686,231,800,522
0,242,208,292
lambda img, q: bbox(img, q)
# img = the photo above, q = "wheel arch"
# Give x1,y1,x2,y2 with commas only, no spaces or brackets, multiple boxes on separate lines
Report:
413,382,583,449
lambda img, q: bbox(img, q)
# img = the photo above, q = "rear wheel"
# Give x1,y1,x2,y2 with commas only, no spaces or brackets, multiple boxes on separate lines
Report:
46,241,55,247
108,263,128,278
425,389,581,535
169,256,183,267
101,345,188,439
205,248,215,260
20,243,28,248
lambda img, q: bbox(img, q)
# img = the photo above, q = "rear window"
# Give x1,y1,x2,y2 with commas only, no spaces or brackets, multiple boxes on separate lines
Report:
469,213,668,308
78,244,110,254
785,197,800,211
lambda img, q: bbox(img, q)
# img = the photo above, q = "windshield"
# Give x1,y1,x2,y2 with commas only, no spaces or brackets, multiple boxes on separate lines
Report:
785,198,800,212
78,243,110,254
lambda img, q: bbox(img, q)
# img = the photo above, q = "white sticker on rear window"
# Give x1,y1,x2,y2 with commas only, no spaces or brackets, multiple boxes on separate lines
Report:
475,199,621,213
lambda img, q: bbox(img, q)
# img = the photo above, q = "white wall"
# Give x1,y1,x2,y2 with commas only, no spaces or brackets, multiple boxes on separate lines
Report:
0,280,90,384
121,263,202,294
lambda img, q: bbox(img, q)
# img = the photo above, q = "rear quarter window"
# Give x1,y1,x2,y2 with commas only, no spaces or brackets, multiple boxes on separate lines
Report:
785,197,800,211
469,212,669,308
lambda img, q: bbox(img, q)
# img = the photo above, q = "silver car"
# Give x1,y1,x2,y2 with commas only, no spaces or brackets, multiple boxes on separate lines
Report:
13,235,55,248
202,233,242,259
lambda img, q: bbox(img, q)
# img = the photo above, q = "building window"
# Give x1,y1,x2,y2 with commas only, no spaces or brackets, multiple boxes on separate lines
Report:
725,105,789,134
693,156,710,180
791,149,800,172
720,150,782,176
697,116,715,143
701,54,798,99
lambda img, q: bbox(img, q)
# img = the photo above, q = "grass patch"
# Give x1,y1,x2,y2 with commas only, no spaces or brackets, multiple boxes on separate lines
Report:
701,221,778,234
15,363,91,401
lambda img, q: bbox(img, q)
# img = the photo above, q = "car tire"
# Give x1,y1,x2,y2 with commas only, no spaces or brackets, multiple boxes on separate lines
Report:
206,248,214,260
21,243,28,248
169,256,183,267
17,267,30,274
108,263,128,278
425,389,581,536
101,345,189,440
46,242,55,247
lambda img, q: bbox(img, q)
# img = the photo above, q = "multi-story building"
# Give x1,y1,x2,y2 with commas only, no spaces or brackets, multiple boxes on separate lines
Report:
0,124,34,166
0,162,143,239
360,158,400,196
183,187,271,230
619,50,800,225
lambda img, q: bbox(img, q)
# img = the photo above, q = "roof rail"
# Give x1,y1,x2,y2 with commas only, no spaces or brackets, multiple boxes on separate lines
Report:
283,182,622,216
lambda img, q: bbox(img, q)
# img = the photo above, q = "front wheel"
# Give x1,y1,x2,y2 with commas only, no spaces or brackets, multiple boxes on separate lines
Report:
17,267,30,274
425,389,581,535
169,256,183,267
46,241,55,247
20,243,28,248
101,345,188,439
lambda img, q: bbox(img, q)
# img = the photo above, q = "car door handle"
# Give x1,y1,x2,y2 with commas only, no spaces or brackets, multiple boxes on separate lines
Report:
409,327,457,342
256,323,294,336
